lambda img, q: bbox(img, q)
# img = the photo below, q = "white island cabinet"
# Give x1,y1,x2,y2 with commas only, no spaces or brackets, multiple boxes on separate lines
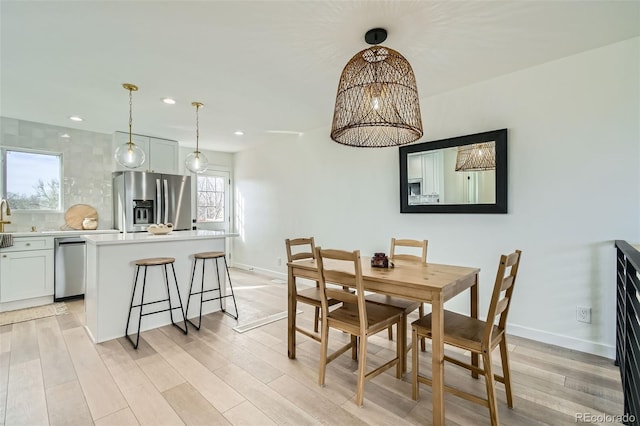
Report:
83,230,237,343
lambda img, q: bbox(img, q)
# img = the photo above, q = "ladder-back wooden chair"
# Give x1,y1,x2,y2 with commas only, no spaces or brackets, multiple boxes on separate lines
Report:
411,250,522,426
316,247,403,406
366,238,428,371
285,237,341,344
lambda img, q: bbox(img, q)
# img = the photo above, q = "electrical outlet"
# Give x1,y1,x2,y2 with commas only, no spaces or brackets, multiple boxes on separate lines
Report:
277,257,282,266
576,306,591,323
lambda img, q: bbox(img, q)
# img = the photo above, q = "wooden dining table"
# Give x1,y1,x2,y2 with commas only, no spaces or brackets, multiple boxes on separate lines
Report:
287,256,480,426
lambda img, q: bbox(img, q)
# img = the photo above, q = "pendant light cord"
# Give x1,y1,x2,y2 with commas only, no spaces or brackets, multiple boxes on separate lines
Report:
195,104,200,154
128,87,133,146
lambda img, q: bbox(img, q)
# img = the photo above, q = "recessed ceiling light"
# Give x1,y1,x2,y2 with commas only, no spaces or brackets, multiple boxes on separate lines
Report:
234,131,244,136
60,133,70,138
69,115,83,122
162,98,176,105
266,130,303,136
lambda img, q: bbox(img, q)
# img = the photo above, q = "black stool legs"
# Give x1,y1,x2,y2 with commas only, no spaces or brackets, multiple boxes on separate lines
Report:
186,253,239,330
125,261,188,349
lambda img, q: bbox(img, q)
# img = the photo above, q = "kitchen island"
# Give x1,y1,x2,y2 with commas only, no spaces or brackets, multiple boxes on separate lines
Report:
84,230,238,343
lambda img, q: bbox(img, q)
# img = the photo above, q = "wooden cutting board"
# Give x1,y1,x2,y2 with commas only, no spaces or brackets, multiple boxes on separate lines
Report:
64,204,98,230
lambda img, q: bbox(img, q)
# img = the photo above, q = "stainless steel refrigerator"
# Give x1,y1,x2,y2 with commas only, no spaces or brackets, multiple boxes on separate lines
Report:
113,171,191,232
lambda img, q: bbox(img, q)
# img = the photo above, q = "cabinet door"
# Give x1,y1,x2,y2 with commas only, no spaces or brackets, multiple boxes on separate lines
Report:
0,250,54,302
113,131,150,172
148,137,179,174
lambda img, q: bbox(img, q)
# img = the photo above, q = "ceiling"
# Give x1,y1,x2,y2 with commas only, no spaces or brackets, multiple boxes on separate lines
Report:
1,1,638,153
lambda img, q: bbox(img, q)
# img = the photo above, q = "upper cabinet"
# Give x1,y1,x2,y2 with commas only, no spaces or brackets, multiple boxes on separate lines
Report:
113,132,179,174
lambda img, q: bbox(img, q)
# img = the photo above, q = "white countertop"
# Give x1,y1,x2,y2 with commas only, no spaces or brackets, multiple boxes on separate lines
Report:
83,230,237,245
1,229,121,238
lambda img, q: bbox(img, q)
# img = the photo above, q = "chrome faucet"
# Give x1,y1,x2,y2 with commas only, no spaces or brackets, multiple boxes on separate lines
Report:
0,198,11,232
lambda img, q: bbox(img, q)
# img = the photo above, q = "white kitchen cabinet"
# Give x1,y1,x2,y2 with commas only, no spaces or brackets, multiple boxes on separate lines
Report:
0,237,54,304
113,131,179,174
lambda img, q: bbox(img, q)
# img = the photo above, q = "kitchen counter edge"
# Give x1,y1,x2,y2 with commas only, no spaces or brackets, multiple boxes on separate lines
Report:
1,229,120,238
83,230,238,246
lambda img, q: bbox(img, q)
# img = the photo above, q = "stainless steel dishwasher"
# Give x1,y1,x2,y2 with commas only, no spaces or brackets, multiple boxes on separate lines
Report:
54,237,86,301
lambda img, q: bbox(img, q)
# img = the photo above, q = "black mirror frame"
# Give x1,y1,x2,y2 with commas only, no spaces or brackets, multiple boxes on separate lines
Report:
399,128,508,214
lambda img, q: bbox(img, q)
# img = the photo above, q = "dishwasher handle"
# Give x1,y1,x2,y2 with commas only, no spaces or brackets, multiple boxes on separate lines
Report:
58,241,86,245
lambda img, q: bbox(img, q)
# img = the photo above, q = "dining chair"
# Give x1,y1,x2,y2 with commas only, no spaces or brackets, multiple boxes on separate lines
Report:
316,247,403,406
285,237,341,343
411,249,522,426
366,238,428,365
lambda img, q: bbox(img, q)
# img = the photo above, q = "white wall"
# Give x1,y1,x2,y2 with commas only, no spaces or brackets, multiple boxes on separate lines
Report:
0,118,114,231
232,37,640,358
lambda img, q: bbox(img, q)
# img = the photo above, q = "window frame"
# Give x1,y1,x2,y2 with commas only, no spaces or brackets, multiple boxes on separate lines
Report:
1,147,64,213
195,172,229,224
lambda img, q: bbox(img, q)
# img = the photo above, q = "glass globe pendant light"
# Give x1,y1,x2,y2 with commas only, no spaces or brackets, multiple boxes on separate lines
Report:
185,101,209,173
114,83,145,168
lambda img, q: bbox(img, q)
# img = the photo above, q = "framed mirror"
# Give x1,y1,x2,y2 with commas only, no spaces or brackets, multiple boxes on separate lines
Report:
399,129,507,213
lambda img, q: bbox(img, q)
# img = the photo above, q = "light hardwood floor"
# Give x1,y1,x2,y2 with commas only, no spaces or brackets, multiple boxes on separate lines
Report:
0,268,624,425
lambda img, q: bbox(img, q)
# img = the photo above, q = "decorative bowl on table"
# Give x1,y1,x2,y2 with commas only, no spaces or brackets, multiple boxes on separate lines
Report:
147,223,173,235
371,252,390,268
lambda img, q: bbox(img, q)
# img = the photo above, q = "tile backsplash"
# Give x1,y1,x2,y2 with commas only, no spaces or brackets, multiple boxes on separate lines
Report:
1,117,114,231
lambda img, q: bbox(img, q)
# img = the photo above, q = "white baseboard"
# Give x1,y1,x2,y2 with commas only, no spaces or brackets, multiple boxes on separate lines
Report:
507,323,616,360
232,263,287,280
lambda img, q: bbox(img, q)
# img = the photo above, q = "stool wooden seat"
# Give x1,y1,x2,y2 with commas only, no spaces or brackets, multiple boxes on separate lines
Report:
125,257,187,349
193,251,225,259
136,257,176,266
185,251,239,330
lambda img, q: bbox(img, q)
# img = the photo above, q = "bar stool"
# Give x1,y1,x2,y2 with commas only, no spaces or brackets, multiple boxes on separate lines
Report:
185,251,239,330
125,257,188,349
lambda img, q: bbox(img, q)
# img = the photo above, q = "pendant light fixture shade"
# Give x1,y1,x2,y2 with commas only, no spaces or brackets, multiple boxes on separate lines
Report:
455,142,496,171
330,28,423,147
115,83,146,169
185,101,209,174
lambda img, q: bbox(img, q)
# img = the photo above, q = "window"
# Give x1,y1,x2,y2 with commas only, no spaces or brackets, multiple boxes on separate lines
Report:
2,149,62,211
196,174,226,222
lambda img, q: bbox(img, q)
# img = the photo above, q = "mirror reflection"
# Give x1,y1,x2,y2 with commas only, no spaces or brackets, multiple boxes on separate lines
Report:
407,141,496,205
399,129,507,214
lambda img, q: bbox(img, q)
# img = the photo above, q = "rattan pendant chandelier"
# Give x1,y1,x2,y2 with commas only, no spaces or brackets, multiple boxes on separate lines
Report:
330,28,423,147
455,142,496,171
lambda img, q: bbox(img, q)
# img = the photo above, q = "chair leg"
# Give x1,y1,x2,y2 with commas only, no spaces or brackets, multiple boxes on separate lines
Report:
412,325,419,400
356,334,368,406
399,314,407,374
351,335,358,360
500,337,514,408
482,349,499,426
314,307,320,333
318,319,329,386
387,325,393,340
395,321,402,379
418,304,426,352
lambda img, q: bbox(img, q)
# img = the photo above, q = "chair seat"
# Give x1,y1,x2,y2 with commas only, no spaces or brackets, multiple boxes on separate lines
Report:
366,294,421,314
412,310,503,352
328,302,402,335
297,287,341,307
